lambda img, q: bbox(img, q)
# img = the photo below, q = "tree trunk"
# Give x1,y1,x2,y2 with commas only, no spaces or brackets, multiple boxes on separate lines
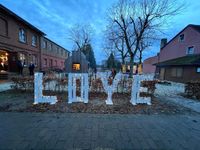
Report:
129,54,134,78
139,50,142,64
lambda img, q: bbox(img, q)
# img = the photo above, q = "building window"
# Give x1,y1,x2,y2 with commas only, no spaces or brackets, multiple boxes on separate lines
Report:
187,46,194,55
19,28,26,43
176,68,183,77
19,53,25,61
49,43,53,51
51,44,53,51
171,68,176,77
179,34,184,42
32,35,37,46
171,67,183,77
31,55,37,66
65,51,68,57
197,67,200,73
43,41,47,49
0,17,8,36
72,63,80,71
55,60,57,67
57,47,59,54
44,58,47,66
18,53,27,66
50,59,53,67
61,49,63,55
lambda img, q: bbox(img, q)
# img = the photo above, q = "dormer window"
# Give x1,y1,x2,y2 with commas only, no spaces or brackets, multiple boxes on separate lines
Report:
187,46,194,55
179,34,184,42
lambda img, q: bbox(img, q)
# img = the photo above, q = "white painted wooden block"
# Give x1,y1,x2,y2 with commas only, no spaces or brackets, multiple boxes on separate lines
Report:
99,73,121,105
131,75,154,105
68,73,89,104
34,73,57,105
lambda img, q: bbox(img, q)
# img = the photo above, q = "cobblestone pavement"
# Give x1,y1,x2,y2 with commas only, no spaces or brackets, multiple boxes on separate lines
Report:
0,112,200,150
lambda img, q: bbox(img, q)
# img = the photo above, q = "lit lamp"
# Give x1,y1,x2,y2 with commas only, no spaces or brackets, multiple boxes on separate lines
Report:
122,64,126,73
138,64,143,74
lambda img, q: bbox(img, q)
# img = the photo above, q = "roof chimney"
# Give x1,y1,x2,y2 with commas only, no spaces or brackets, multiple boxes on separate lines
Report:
160,38,167,49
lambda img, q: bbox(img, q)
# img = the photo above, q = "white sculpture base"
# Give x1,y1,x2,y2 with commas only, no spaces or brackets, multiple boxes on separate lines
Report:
106,99,113,105
68,97,88,104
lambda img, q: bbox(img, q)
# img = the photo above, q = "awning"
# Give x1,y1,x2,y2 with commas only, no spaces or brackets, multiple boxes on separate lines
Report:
155,55,200,67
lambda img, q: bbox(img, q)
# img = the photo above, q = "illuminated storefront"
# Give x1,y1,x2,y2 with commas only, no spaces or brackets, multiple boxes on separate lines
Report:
0,50,8,72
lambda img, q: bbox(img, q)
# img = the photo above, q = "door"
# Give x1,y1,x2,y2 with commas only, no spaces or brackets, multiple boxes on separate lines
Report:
8,52,18,72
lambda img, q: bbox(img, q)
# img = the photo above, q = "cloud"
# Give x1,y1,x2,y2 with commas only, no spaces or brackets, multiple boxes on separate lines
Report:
1,0,200,64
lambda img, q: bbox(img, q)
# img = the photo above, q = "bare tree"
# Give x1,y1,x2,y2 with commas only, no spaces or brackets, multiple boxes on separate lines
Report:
68,24,93,50
138,39,152,64
103,26,129,64
108,0,184,76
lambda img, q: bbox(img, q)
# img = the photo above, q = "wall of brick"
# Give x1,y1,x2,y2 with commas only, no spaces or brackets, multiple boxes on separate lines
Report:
143,56,158,74
159,26,200,62
40,37,69,71
0,10,42,73
0,5,70,74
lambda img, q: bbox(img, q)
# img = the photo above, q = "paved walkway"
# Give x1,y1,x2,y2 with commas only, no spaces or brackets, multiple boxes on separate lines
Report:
0,81,12,92
0,112,200,150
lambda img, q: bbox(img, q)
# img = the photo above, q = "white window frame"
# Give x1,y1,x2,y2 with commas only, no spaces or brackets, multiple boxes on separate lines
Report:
19,53,27,66
32,35,37,46
43,41,47,49
187,46,194,55
31,55,38,66
197,67,200,73
19,28,26,43
49,43,53,51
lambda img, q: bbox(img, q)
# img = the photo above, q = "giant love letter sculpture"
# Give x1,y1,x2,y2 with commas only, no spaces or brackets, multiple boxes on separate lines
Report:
34,72,154,105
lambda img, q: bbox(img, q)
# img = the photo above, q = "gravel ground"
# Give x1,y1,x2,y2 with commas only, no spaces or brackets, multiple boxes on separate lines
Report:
0,89,197,115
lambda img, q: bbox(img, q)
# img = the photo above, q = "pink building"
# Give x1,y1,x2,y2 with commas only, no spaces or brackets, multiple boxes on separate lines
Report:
41,37,69,72
143,55,158,74
143,24,200,82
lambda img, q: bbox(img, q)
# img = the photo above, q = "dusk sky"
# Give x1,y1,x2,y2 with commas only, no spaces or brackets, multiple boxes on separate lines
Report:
1,0,200,64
